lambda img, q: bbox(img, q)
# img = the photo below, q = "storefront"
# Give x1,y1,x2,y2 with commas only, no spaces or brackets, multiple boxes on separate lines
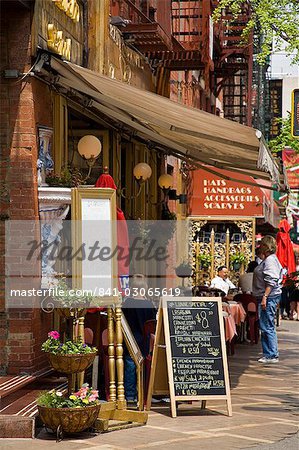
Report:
189,167,277,285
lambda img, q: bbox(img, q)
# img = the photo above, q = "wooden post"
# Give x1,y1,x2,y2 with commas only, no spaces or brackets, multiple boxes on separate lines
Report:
196,235,200,285
77,315,85,388
107,307,116,402
210,228,215,279
226,228,230,268
115,305,126,410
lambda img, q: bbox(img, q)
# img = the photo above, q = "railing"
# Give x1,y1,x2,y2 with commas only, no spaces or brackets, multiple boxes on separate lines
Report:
111,0,153,24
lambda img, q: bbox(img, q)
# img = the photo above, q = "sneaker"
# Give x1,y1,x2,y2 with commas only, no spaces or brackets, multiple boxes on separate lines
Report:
258,357,279,364
267,357,279,363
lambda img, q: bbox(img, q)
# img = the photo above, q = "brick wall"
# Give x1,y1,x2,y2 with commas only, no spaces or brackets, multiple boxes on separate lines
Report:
0,4,52,375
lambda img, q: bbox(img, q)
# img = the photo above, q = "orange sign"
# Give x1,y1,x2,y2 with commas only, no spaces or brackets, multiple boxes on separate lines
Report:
190,168,264,217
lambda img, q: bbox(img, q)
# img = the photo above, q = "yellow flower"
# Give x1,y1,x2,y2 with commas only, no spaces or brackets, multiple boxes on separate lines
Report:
82,399,89,404
69,395,77,400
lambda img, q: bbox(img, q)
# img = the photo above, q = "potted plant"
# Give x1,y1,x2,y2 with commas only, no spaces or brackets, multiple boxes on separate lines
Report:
37,384,100,439
42,331,97,374
230,252,247,271
175,262,193,278
197,253,212,269
51,279,93,318
46,166,86,188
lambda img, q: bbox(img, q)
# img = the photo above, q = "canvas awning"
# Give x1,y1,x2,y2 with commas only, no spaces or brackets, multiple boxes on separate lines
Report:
48,57,282,188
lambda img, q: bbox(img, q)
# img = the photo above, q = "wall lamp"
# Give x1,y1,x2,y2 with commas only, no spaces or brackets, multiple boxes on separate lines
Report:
121,162,152,199
158,174,187,204
77,135,102,180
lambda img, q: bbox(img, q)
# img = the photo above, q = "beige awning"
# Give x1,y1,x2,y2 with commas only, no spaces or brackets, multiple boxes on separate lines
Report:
49,57,281,188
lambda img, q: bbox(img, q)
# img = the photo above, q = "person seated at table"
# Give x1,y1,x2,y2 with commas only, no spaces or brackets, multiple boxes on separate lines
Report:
210,266,236,296
238,261,258,294
122,274,156,403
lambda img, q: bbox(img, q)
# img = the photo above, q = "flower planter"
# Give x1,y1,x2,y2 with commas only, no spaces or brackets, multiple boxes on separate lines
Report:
175,268,193,277
38,404,100,434
55,307,87,319
47,353,96,374
232,262,241,271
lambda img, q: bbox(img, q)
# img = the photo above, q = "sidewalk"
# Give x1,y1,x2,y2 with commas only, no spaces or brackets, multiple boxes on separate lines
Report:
1,320,298,450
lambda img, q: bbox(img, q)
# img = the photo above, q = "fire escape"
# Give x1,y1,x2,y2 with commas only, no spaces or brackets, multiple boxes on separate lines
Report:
110,0,206,72
213,3,253,126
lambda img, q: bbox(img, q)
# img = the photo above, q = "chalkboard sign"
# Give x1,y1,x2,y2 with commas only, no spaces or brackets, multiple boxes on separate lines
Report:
147,296,232,417
168,299,226,396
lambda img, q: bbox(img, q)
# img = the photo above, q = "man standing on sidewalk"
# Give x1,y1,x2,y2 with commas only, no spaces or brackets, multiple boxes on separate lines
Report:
252,236,283,364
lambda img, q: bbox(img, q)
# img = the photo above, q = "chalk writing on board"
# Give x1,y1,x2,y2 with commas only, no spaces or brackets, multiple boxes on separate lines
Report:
167,300,226,396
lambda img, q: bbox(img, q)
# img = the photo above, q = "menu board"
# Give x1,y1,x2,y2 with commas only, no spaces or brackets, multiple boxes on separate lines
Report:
147,297,232,417
167,299,225,396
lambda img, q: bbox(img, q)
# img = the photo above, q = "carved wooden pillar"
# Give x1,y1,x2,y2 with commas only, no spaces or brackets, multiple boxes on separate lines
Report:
77,315,85,387
225,229,230,268
115,305,126,409
107,307,116,402
211,228,215,279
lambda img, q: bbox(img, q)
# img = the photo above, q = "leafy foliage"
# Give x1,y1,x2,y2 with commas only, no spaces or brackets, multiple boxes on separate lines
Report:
213,0,299,64
197,253,212,269
37,384,99,408
41,332,97,355
51,279,94,308
269,114,299,154
46,166,86,187
230,252,247,266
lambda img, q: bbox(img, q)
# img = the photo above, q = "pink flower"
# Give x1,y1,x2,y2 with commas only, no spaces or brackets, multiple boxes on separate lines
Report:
48,331,60,340
89,395,97,402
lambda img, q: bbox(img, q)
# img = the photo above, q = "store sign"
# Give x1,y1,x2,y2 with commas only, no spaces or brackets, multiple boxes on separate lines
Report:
190,168,264,217
282,148,299,189
269,80,283,140
33,0,83,64
52,0,80,22
291,89,299,138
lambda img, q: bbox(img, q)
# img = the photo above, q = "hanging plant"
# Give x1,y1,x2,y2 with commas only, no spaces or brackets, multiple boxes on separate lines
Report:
197,253,212,269
230,252,247,270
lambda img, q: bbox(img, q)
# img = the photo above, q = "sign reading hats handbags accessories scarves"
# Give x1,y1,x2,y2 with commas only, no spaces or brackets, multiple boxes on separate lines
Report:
32,0,84,64
147,297,232,417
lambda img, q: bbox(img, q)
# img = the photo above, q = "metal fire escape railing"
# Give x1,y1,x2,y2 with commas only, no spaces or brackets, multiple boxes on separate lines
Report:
171,0,203,50
214,4,253,126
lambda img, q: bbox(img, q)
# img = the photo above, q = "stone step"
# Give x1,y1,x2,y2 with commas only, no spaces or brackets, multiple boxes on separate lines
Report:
0,373,67,438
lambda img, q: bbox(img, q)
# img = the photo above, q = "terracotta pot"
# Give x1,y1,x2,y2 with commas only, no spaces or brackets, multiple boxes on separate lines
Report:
38,404,100,433
47,353,96,374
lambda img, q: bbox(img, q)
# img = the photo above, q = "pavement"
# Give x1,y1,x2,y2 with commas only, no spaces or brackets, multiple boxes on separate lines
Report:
0,320,298,450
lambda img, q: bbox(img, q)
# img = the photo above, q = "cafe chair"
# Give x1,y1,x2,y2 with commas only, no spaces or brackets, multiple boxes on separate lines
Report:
234,293,259,345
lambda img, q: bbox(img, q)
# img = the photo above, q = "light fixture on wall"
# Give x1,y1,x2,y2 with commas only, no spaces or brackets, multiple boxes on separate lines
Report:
121,162,152,199
158,174,187,204
77,135,102,180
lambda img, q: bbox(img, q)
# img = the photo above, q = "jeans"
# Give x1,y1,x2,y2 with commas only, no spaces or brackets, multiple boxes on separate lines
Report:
258,295,280,359
124,354,137,401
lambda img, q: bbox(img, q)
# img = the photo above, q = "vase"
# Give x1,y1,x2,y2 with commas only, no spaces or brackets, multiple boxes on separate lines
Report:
38,404,100,435
232,262,241,271
47,353,96,374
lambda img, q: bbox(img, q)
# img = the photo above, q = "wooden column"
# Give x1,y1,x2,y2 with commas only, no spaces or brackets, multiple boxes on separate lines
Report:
225,229,230,268
210,228,215,279
115,305,126,409
107,307,116,402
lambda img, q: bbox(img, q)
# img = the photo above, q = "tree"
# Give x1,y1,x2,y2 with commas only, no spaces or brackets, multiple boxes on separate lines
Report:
269,114,299,154
213,0,299,63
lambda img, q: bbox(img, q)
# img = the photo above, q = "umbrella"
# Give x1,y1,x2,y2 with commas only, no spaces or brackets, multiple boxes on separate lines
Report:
276,219,296,275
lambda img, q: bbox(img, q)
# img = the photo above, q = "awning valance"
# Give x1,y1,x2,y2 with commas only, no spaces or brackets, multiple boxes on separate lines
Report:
48,57,281,188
